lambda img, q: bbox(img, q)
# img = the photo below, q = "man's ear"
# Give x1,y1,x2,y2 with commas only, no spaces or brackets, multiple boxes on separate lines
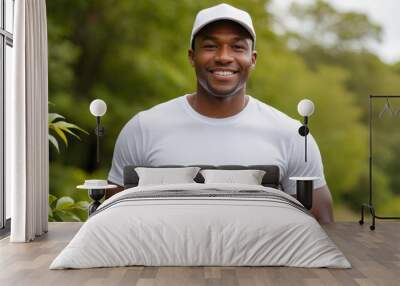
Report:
188,49,195,67
251,50,257,69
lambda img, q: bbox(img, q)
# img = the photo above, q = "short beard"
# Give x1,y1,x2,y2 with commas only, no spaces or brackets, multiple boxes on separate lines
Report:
199,78,243,99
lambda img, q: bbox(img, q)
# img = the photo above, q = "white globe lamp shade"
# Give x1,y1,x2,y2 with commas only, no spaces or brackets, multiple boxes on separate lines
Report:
90,99,107,117
297,99,314,117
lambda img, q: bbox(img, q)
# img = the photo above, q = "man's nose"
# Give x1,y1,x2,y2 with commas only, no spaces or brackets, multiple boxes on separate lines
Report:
214,45,234,64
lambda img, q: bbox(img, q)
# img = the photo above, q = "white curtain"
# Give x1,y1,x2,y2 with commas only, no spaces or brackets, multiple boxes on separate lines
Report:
8,0,49,242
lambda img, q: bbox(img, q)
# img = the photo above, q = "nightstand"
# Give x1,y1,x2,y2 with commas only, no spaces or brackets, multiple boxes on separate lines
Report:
289,176,320,210
77,180,117,215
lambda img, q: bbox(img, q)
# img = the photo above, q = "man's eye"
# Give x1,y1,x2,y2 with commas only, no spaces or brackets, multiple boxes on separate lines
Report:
233,45,245,50
204,44,217,48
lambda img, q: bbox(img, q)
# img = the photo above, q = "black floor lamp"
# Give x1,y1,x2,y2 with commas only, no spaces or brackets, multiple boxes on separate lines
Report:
289,99,320,210
89,99,107,164
359,95,400,230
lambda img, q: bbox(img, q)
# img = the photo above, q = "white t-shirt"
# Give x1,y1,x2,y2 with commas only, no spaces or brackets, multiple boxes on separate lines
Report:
108,94,327,195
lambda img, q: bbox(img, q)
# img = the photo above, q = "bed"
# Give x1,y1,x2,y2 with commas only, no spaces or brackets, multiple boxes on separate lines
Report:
49,165,351,269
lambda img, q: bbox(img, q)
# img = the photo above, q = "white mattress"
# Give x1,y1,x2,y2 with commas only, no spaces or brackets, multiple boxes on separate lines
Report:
49,183,351,269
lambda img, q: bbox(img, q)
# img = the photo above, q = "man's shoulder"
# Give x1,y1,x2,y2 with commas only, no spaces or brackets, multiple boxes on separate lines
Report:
141,96,183,119
147,96,183,112
125,95,185,128
251,96,302,131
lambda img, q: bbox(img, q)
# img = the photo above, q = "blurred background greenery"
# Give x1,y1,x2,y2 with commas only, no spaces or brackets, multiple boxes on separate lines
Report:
46,0,400,222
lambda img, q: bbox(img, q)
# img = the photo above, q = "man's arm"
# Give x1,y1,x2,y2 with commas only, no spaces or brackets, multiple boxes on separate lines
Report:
107,114,144,200
291,185,334,224
310,185,334,224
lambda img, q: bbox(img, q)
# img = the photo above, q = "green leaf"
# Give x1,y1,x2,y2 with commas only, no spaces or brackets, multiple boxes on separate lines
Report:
48,206,53,217
53,121,89,135
48,113,65,124
51,125,68,146
64,123,89,135
54,123,82,140
55,196,75,210
52,213,62,222
49,194,58,205
54,210,82,222
76,201,90,209
60,128,81,140
48,134,60,153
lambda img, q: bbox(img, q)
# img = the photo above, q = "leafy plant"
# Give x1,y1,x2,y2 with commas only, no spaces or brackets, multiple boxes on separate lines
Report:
48,106,89,153
48,103,90,221
48,194,89,222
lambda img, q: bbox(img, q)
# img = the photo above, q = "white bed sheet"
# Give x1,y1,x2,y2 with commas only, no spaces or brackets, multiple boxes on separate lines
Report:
50,183,351,269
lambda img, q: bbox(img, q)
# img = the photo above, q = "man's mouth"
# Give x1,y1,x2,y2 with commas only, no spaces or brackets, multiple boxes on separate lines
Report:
208,68,239,78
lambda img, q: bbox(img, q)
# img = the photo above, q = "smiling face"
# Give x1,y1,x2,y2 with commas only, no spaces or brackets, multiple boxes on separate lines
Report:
188,20,257,98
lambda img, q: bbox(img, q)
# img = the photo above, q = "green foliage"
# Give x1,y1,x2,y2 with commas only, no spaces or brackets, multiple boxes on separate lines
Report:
284,0,400,216
48,104,90,221
49,162,107,202
46,0,400,221
48,194,89,222
288,0,382,50
48,163,108,222
48,109,89,153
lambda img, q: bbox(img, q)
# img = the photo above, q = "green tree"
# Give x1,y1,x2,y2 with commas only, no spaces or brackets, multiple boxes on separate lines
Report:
46,0,400,221
288,0,382,51
285,0,400,215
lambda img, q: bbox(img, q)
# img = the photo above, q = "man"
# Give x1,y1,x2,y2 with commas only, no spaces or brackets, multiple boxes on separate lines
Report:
107,3,334,224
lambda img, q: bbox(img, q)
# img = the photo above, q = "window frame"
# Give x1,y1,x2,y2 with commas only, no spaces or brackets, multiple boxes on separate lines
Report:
0,0,14,233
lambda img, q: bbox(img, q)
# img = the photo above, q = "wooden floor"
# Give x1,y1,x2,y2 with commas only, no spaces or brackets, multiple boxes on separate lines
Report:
0,222,399,286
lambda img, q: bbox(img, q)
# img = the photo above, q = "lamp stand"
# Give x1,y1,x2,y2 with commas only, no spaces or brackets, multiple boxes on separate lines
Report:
94,116,105,163
298,116,310,162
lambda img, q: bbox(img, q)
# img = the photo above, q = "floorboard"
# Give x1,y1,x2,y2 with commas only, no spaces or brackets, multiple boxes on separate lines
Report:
0,222,399,286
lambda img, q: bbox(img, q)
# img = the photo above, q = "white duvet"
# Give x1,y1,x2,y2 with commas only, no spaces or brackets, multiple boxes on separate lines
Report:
50,183,351,269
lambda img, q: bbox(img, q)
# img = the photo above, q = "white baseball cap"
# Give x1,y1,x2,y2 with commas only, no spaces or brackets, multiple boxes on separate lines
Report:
190,3,256,50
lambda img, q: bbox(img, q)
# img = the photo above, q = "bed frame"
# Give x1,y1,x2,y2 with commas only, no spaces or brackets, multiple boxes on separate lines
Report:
123,165,281,190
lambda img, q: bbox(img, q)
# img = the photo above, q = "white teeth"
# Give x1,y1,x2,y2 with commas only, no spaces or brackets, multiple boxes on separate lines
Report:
214,71,234,76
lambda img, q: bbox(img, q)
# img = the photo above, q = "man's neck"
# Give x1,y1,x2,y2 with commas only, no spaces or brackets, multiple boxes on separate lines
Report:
187,89,249,118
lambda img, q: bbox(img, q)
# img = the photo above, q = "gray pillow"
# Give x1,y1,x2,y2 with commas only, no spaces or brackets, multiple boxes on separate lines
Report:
200,169,266,185
135,167,201,186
